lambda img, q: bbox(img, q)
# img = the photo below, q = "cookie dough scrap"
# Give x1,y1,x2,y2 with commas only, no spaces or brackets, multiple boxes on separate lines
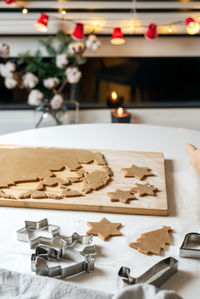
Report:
46,193,63,200
42,177,69,187
18,190,47,199
0,190,16,199
86,217,122,241
121,164,154,180
82,171,111,194
131,183,158,197
129,226,173,255
61,189,83,197
108,189,137,204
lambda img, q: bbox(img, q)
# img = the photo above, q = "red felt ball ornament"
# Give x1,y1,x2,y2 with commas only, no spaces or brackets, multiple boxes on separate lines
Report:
35,13,49,32
111,27,125,45
4,0,16,4
72,23,84,40
145,23,158,40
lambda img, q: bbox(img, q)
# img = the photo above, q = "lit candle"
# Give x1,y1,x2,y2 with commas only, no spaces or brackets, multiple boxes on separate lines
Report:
111,107,131,123
106,91,124,108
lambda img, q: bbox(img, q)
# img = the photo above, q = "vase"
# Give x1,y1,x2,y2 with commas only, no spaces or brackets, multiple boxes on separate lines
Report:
34,99,79,129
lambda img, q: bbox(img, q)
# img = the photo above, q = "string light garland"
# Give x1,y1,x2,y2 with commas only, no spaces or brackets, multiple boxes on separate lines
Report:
4,0,16,4
111,27,125,45
185,17,200,35
145,24,157,40
72,23,84,40
35,13,49,33
4,0,200,44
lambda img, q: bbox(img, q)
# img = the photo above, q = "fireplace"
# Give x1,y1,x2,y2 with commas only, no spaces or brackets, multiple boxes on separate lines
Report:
1,56,200,109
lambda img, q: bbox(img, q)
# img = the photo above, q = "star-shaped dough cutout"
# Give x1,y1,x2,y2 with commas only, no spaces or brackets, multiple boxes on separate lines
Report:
86,217,122,241
107,189,137,204
121,164,154,180
131,183,158,197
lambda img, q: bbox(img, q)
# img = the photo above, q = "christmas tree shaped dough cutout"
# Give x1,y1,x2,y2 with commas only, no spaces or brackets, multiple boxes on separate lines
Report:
121,164,154,180
107,189,137,204
86,217,122,241
131,183,158,197
129,226,172,255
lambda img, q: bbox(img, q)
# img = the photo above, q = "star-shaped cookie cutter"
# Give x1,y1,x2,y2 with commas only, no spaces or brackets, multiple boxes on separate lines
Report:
31,245,96,278
179,233,200,258
118,257,178,289
17,218,60,249
17,218,93,249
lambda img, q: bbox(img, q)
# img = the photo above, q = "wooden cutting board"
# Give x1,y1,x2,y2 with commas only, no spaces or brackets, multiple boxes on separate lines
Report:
0,145,168,216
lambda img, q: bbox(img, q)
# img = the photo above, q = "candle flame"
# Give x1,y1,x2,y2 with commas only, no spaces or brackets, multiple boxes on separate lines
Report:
111,91,117,100
117,107,123,116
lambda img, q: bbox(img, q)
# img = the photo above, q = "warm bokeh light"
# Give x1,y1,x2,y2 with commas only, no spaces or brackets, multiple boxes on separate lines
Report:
22,8,28,15
117,107,123,116
111,91,117,100
168,26,173,33
61,10,66,16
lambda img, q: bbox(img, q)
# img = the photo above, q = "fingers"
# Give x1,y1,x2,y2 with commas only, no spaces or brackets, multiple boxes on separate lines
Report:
185,144,197,156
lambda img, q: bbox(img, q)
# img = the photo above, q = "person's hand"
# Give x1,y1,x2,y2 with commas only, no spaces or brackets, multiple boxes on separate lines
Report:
185,144,200,175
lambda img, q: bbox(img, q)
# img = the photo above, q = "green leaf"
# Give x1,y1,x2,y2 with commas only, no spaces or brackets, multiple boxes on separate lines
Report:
25,64,37,72
78,57,87,65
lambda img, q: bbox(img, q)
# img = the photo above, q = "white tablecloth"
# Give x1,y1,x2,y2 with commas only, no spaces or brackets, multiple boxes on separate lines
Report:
0,124,199,298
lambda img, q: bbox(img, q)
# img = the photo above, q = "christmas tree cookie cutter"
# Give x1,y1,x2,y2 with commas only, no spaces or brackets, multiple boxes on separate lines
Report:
17,218,93,249
31,245,96,278
118,257,178,289
179,233,200,258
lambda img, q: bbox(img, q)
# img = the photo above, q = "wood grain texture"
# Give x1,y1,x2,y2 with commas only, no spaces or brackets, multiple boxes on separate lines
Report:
0,145,168,216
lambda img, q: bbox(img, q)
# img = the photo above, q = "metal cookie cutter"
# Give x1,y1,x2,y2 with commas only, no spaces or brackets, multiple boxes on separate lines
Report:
17,218,60,249
17,218,93,249
31,245,96,278
118,257,178,289
62,232,93,249
180,233,200,258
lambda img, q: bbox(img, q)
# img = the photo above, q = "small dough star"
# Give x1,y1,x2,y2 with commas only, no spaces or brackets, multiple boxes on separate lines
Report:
121,164,154,180
107,189,137,204
86,217,122,241
131,183,158,197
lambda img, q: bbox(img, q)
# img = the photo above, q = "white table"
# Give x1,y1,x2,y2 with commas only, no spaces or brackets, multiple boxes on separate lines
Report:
0,124,199,298
1,108,200,135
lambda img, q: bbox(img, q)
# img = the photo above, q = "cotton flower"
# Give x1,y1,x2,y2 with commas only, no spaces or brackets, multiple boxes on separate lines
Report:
86,35,101,51
5,61,16,72
68,42,84,55
43,77,60,89
0,64,4,76
0,43,10,57
66,67,82,83
56,53,68,68
0,61,16,78
28,89,44,106
50,94,63,109
4,76,18,89
22,72,39,89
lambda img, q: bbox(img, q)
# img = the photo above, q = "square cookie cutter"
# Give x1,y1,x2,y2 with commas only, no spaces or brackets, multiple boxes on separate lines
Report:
118,257,178,289
179,233,200,258
31,245,96,278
